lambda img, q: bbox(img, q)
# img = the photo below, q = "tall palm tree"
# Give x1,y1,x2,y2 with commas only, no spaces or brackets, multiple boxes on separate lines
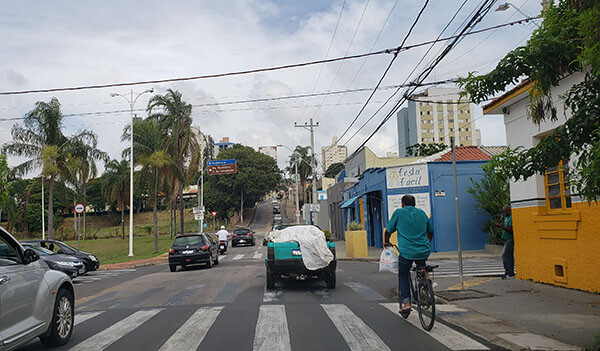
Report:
147,89,199,235
287,146,312,204
2,97,98,239
132,118,173,252
102,159,129,239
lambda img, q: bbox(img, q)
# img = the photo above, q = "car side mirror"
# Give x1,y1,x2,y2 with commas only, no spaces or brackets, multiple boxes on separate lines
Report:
23,248,39,264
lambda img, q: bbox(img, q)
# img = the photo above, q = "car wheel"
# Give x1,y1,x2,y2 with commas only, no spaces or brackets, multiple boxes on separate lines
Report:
169,264,177,272
266,269,275,289
326,269,336,289
207,255,213,268
80,264,88,276
40,288,74,347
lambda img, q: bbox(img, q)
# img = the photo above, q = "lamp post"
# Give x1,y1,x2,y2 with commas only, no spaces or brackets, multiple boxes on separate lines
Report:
110,88,154,257
495,2,540,27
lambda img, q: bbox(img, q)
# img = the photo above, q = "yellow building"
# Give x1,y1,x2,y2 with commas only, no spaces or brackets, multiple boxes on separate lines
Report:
483,72,600,293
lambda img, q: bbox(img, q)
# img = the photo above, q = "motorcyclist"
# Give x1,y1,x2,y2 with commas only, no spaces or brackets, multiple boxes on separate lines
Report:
216,225,229,249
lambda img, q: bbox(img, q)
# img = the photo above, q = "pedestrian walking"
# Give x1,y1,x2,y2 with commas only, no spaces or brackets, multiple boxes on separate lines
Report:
496,205,514,279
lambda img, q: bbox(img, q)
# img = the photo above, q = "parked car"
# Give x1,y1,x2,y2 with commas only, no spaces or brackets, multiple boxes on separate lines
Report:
265,225,336,289
22,244,84,279
168,234,219,272
231,227,255,247
272,207,281,214
0,226,75,349
21,239,100,274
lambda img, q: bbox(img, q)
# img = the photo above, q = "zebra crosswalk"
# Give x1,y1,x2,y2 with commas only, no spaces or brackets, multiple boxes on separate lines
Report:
218,249,264,262
430,259,505,278
68,302,488,351
73,269,137,285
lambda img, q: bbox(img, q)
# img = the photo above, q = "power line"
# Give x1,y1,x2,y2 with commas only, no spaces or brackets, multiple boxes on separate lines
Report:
0,17,538,97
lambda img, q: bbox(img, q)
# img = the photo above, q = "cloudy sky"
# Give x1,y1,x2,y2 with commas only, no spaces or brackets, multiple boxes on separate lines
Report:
0,0,540,174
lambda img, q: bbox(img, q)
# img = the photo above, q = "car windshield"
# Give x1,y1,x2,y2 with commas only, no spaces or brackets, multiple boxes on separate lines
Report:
58,242,77,254
24,245,53,255
233,228,251,234
173,236,206,246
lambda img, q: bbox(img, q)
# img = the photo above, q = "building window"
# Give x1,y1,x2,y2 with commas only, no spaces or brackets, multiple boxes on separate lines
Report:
448,119,454,123
427,111,431,115
465,118,469,123
449,128,454,132
420,111,423,115
466,136,471,140
545,161,572,210
466,128,470,132
439,137,444,142
439,128,444,133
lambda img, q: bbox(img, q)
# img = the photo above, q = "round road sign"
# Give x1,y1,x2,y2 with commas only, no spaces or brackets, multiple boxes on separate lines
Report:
74,203,85,214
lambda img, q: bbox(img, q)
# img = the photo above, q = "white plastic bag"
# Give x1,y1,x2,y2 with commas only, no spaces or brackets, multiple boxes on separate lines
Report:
379,247,398,274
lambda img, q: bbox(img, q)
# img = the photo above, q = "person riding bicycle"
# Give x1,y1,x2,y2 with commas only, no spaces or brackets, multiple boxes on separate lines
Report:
383,194,433,314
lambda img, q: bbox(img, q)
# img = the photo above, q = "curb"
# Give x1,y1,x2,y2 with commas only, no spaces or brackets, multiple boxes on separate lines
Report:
337,257,379,262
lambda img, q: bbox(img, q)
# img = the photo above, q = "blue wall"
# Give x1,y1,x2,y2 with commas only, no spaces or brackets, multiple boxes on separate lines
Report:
428,161,489,252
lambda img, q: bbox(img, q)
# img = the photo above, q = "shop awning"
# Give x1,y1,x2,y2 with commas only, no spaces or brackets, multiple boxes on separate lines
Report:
340,196,359,209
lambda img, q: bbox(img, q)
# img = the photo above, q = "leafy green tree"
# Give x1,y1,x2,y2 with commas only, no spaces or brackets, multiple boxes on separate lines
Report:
460,1,600,201
132,118,173,252
467,149,513,245
2,97,98,239
205,144,281,219
102,159,129,239
147,89,199,235
0,155,9,224
406,143,447,157
325,162,345,178
286,146,312,205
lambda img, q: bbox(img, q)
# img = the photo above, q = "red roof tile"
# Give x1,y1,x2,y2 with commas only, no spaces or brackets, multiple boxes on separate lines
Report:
435,146,492,161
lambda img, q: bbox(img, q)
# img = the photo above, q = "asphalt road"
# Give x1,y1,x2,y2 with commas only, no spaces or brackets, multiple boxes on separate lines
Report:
21,200,496,351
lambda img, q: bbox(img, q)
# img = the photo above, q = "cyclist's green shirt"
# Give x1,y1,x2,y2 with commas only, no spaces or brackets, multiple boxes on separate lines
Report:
386,206,432,260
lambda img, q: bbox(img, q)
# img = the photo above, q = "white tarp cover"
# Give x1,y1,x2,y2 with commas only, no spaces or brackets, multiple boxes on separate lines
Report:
271,225,334,270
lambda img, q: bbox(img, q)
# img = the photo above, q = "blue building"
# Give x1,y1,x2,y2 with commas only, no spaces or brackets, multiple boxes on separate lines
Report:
341,160,491,252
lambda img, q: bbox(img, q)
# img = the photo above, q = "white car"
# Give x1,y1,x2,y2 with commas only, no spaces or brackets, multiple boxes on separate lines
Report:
0,226,74,350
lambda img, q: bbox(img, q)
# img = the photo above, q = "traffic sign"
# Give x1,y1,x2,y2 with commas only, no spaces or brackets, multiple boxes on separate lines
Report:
194,213,203,221
74,203,85,214
207,159,237,175
192,206,205,214
211,211,217,217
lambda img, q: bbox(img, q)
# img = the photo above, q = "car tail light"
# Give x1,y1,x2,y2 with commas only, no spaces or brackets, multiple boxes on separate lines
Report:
248,232,253,236
200,245,209,251
169,248,175,254
232,234,238,237
267,246,274,259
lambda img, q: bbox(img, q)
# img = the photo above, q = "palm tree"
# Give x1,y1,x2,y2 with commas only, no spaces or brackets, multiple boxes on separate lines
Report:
102,159,129,239
287,146,312,205
132,118,173,252
147,89,199,235
2,97,98,239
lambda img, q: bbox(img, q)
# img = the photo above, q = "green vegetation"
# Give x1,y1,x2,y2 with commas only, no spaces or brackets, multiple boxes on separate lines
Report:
588,330,600,351
64,235,174,265
325,162,345,178
347,222,362,231
460,0,600,201
406,143,447,157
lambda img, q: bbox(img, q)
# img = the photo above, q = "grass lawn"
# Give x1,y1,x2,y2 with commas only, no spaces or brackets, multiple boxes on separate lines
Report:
64,235,175,265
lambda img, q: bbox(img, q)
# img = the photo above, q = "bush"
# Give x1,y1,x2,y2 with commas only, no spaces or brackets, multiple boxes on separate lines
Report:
588,331,600,351
347,222,362,231
322,229,332,240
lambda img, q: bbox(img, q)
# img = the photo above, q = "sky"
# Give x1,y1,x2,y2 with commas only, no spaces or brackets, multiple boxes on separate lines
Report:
0,0,541,175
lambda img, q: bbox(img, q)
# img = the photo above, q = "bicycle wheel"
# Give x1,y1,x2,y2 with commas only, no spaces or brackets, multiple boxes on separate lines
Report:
416,278,436,331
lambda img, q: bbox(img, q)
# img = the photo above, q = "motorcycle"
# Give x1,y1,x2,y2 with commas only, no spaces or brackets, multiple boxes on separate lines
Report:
218,240,227,255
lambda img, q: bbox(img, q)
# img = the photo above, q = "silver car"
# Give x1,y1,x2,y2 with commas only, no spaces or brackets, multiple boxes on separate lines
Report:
0,227,74,350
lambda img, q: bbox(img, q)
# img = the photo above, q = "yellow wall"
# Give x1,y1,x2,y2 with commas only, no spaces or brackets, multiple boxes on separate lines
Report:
513,201,600,293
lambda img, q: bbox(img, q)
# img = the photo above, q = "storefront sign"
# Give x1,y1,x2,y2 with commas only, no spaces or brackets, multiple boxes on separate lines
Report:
386,164,429,189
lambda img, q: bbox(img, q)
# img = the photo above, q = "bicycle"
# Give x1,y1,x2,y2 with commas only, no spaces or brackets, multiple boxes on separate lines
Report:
392,245,438,331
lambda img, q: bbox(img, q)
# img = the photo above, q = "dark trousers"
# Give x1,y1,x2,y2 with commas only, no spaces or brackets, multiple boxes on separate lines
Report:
398,255,426,303
502,240,515,276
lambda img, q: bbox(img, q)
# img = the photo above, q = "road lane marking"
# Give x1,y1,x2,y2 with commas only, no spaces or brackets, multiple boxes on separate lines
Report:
253,253,263,259
380,303,489,350
74,311,103,326
162,285,204,306
233,254,244,260
68,309,162,351
253,305,291,351
158,306,224,351
344,282,386,301
321,304,390,351
218,255,227,261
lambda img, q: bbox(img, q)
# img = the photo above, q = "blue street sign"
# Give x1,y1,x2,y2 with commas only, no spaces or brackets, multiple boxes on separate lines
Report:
207,159,236,166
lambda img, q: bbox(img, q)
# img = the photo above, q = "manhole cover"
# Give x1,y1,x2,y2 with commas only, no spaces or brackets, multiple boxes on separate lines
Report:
435,289,494,301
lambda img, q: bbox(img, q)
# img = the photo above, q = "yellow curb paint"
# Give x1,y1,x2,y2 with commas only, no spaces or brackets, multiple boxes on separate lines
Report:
446,277,497,291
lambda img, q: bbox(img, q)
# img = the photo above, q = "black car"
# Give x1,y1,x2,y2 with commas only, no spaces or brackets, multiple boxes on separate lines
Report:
168,234,219,272
231,227,255,247
22,244,84,279
272,206,281,214
22,239,100,274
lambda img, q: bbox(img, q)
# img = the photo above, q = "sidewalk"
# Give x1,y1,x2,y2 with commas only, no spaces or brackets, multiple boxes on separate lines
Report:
100,253,168,270
433,275,600,350
334,240,501,261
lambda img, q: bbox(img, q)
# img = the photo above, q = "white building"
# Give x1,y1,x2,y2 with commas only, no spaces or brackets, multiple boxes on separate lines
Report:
321,136,347,172
396,87,481,157
258,146,278,162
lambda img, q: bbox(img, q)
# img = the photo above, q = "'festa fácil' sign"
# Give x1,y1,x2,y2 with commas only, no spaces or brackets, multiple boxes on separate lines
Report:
386,164,429,189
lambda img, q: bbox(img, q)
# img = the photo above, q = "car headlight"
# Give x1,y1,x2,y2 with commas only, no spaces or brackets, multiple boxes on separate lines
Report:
48,261,75,268
89,255,98,262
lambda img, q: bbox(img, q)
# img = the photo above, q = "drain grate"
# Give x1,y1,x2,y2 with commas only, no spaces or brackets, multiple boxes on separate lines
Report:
435,289,494,301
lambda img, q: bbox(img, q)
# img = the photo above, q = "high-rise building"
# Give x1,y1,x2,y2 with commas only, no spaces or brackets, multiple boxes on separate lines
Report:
321,136,347,173
214,137,234,157
258,146,278,162
396,87,481,157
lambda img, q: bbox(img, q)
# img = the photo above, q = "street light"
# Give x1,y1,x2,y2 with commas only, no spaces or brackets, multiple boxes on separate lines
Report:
110,88,154,257
495,2,540,27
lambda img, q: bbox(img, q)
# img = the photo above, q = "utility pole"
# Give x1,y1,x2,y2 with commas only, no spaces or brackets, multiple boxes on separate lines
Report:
451,136,464,289
295,158,300,224
41,176,45,240
295,118,319,222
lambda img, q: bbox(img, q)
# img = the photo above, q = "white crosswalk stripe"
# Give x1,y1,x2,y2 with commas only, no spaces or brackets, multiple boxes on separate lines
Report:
68,309,162,351
253,253,263,259
232,254,244,260
380,303,489,350
432,259,505,278
253,305,291,351
74,311,104,326
158,306,224,351
321,304,391,351
218,255,227,261
73,269,137,285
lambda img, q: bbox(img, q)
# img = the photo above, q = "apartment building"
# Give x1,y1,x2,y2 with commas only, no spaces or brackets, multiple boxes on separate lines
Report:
396,87,481,157
321,136,347,172
258,146,278,162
